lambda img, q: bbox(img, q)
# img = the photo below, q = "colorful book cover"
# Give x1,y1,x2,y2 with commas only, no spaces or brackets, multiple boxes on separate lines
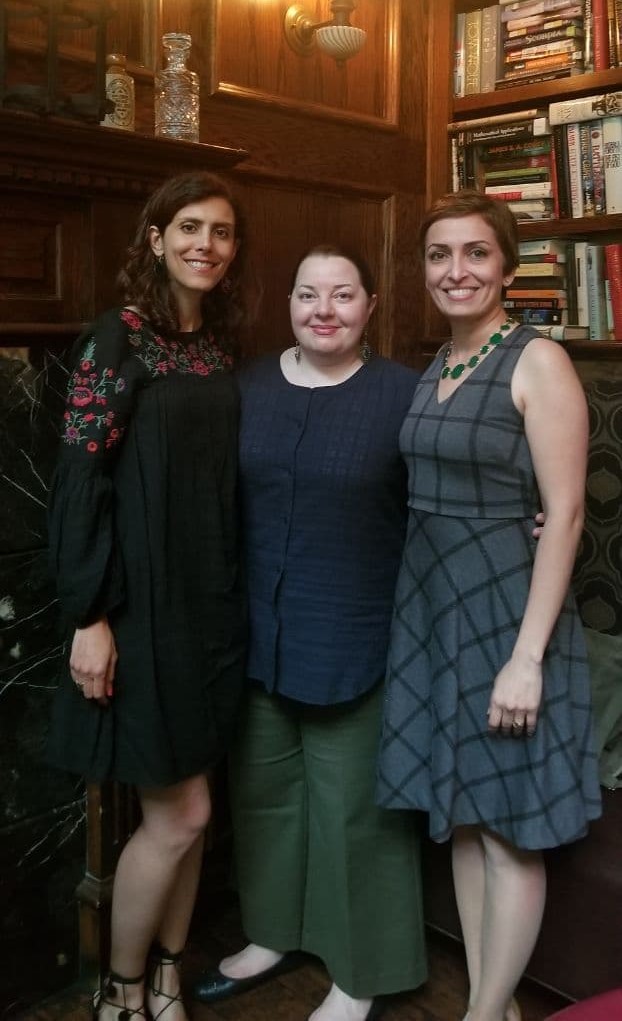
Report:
604,243,622,339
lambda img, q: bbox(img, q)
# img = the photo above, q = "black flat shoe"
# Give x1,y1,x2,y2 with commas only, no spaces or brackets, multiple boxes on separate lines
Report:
192,952,302,1003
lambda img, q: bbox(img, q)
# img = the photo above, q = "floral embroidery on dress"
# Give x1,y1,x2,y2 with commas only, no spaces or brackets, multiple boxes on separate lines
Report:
62,338,127,452
121,309,233,378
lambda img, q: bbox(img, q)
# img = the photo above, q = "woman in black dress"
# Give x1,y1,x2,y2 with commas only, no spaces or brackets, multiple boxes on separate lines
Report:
47,172,252,1021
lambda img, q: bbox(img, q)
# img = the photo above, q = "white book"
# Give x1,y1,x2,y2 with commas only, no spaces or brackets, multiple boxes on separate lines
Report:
519,238,568,256
573,241,589,327
548,92,622,125
565,122,584,218
485,180,553,197
447,108,546,131
602,116,622,214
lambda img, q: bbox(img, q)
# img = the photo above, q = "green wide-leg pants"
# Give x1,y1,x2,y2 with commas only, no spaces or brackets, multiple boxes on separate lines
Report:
228,682,428,998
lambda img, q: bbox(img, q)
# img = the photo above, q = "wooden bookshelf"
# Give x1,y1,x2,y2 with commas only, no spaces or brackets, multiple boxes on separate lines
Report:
425,1,622,352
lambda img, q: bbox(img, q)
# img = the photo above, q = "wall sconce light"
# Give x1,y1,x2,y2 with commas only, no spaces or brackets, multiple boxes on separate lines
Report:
284,1,366,66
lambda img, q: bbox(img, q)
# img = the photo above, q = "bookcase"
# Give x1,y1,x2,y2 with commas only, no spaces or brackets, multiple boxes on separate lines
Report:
424,0,622,358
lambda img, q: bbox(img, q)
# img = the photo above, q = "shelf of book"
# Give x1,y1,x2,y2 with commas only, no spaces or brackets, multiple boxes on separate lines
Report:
453,68,622,118
424,0,622,353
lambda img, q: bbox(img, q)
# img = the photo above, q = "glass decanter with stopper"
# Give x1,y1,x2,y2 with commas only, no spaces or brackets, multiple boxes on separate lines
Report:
154,33,200,142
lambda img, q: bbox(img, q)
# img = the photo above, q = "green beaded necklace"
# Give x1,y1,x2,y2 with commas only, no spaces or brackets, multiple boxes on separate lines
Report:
441,319,514,380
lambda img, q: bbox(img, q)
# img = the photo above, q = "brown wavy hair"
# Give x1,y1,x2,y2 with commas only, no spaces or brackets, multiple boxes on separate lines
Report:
418,190,520,275
117,172,257,354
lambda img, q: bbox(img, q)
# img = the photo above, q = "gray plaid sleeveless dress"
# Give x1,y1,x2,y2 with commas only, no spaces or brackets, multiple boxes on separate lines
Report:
377,325,602,849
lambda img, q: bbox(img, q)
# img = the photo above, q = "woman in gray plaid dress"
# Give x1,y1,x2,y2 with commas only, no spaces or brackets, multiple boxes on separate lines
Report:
377,192,601,1021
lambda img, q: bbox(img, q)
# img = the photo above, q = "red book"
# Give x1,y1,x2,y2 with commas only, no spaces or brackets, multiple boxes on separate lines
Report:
605,243,622,339
593,0,611,69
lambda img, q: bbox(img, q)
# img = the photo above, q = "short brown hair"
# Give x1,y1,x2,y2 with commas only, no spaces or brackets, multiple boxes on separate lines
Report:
418,190,519,275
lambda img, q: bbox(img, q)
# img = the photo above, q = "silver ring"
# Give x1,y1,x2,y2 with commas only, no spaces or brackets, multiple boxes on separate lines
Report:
512,720,523,729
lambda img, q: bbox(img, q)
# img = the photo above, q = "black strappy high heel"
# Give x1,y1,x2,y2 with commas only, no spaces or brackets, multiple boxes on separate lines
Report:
92,971,149,1020
148,944,187,1019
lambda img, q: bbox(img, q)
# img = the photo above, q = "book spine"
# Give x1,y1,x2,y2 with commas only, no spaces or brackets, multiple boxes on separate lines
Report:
605,276,615,338
573,241,590,326
551,123,570,216
454,11,466,97
447,108,545,131
504,26,584,51
586,244,609,339
485,182,553,197
461,119,550,144
514,263,566,275
604,243,622,338
464,9,483,95
496,66,578,86
478,139,552,160
579,121,596,215
505,39,583,60
564,240,578,322
607,0,619,64
565,122,584,216
515,308,566,324
480,5,503,93
582,0,594,68
484,168,551,182
503,297,566,307
589,119,607,214
502,0,585,22
548,90,622,124
593,0,612,68
504,50,582,71
615,0,622,65
602,115,622,211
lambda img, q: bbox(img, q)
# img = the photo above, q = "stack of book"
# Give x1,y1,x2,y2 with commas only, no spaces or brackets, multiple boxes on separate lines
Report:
505,239,622,340
506,238,573,337
449,91,622,220
498,0,586,88
453,0,622,98
548,92,622,217
450,109,557,220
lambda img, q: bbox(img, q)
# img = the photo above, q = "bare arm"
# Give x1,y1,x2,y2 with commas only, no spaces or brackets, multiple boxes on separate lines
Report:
487,339,588,736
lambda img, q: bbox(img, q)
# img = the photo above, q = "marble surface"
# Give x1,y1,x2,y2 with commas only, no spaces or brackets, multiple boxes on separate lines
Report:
0,350,85,1012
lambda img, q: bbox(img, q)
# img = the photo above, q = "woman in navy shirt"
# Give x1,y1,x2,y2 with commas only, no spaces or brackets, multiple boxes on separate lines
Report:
193,245,427,1021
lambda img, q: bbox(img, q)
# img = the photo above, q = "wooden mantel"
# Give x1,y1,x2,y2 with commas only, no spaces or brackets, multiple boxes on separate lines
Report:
0,109,248,340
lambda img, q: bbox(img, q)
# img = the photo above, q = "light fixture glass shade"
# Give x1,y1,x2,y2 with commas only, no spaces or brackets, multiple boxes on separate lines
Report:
315,24,366,62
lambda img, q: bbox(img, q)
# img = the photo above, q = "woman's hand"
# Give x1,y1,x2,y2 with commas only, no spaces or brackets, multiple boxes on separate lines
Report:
487,655,542,738
532,510,545,539
69,618,117,705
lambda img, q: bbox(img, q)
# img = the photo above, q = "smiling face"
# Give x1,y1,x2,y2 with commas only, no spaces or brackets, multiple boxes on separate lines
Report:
289,254,376,362
424,214,515,327
148,196,238,307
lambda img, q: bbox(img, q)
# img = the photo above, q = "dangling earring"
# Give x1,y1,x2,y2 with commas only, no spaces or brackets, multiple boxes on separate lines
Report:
360,329,371,364
155,253,166,273
294,340,301,363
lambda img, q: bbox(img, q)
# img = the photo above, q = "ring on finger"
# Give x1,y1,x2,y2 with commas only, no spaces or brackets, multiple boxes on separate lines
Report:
512,719,524,729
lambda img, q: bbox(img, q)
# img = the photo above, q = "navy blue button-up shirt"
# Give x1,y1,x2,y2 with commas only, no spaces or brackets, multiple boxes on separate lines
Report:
238,353,420,705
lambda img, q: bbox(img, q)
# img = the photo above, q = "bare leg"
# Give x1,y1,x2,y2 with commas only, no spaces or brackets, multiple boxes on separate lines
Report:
97,773,210,1020
452,826,486,1007
455,826,546,1021
308,983,372,1021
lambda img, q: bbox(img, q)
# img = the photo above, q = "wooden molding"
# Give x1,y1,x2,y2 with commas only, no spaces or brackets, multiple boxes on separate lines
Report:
0,110,248,199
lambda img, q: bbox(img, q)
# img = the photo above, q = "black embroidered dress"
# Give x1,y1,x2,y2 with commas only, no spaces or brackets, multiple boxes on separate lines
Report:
47,308,246,786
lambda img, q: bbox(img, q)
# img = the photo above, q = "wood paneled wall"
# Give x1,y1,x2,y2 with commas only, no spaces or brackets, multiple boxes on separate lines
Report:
2,0,431,368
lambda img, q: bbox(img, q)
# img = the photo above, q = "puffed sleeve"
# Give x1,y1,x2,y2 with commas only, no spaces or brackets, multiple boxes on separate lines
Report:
48,309,142,628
